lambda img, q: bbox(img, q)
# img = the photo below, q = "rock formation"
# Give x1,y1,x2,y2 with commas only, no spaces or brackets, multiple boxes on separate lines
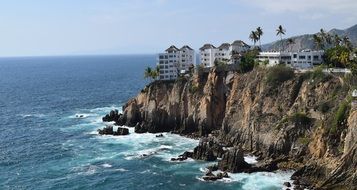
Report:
112,67,356,189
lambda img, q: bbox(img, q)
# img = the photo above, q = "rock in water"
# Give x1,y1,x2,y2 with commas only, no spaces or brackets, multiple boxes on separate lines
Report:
114,127,129,136
192,137,225,161
97,125,114,135
218,147,251,173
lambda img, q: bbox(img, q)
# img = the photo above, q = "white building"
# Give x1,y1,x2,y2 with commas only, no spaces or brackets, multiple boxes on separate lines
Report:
199,40,250,68
258,50,324,69
157,45,195,80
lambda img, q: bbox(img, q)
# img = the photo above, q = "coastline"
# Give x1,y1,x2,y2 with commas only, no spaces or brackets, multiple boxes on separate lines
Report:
101,66,357,189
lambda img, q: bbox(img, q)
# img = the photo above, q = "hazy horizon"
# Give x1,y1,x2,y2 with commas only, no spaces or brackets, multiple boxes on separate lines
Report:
1,0,357,57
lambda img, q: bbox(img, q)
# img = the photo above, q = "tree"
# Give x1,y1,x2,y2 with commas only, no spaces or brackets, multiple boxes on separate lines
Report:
324,46,350,68
276,25,286,51
325,33,332,46
342,36,353,51
334,34,341,47
313,34,324,50
144,67,152,80
287,38,295,52
249,31,259,48
256,27,263,49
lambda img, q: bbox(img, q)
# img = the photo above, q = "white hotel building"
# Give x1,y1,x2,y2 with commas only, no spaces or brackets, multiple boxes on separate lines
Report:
200,40,250,67
157,45,196,80
258,50,324,69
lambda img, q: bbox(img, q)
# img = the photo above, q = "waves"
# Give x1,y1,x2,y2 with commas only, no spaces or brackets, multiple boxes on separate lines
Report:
58,105,293,189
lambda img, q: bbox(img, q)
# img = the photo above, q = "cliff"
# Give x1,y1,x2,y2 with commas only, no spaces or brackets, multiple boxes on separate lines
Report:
118,67,356,189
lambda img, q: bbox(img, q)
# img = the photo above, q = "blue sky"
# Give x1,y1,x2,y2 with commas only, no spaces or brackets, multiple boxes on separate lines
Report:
0,0,356,57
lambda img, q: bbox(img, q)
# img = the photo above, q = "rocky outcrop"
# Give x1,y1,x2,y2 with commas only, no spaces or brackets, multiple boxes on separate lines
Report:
192,137,225,161
97,125,129,136
115,67,356,189
102,109,126,126
218,147,251,173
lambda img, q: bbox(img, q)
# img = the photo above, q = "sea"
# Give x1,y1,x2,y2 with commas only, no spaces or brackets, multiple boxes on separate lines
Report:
0,55,293,190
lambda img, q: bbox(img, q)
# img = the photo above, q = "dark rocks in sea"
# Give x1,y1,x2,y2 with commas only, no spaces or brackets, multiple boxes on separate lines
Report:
98,125,114,135
102,109,126,126
284,182,292,187
115,127,129,136
192,137,225,161
156,134,164,138
97,125,129,136
202,170,230,181
171,151,193,161
218,147,251,173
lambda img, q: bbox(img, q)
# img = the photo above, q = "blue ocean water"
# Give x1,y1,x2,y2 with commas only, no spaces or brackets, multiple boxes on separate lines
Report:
0,55,292,190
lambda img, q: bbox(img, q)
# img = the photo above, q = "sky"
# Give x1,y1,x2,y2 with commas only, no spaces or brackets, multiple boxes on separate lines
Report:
0,0,357,57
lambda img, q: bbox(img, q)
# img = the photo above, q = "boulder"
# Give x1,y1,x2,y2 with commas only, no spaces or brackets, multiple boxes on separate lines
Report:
284,182,292,187
171,151,193,161
97,125,114,135
102,109,120,122
218,147,251,173
114,127,129,136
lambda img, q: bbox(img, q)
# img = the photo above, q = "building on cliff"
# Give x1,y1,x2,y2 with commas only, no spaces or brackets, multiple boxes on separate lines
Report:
257,50,324,69
199,40,250,67
157,45,196,80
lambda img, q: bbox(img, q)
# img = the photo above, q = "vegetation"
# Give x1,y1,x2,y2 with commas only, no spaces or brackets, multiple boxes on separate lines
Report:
290,112,312,126
317,101,330,113
266,64,294,86
144,66,160,81
238,49,259,73
249,31,259,48
256,27,263,49
298,136,310,145
287,38,295,51
276,25,286,51
330,100,350,134
324,46,351,68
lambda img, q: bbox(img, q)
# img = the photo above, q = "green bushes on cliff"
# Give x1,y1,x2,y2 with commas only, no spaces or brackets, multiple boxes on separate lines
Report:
266,64,294,86
330,100,350,134
238,49,259,73
290,112,312,126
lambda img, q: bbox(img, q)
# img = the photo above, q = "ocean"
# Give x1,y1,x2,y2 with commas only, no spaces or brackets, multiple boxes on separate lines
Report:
0,55,292,190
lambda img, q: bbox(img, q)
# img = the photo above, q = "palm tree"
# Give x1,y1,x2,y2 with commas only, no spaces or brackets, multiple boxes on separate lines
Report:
313,34,323,50
144,67,152,80
249,31,259,48
325,33,332,46
287,38,295,52
319,29,326,41
256,27,263,49
342,36,353,50
334,34,341,47
276,25,286,51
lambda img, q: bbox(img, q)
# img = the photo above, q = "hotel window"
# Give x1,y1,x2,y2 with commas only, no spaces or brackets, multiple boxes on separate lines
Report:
299,56,306,59
293,54,297,58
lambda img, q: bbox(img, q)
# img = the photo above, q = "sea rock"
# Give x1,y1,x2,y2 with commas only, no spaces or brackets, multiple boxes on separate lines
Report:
114,127,129,136
97,125,114,135
192,137,225,161
171,151,193,161
284,182,292,187
218,147,251,173
102,109,120,122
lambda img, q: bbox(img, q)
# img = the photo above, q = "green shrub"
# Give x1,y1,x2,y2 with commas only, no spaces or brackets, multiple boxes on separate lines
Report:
331,101,350,134
290,112,312,126
189,83,199,94
266,64,295,86
317,101,330,113
298,136,310,145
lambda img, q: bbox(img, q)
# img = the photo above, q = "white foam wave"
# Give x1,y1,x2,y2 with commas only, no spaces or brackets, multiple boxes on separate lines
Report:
115,168,128,172
101,163,112,168
244,155,258,164
19,113,46,118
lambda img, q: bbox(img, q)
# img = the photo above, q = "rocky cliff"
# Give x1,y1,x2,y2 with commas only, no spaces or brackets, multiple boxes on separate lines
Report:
115,67,356,189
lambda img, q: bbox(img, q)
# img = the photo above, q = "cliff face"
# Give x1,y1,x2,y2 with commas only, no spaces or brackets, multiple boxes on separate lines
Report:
121,68,356,189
